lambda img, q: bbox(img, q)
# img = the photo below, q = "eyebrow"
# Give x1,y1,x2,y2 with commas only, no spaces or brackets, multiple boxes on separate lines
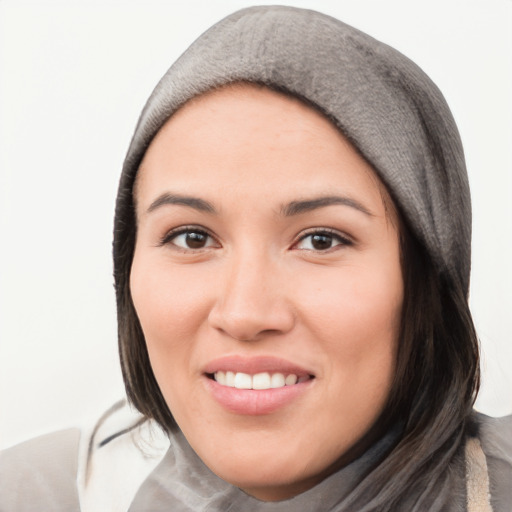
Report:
147,193,217,214
281,196,374,217
145,192,373,218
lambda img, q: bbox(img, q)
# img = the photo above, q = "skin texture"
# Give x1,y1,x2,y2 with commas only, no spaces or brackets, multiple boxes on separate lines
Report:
130,84,403,501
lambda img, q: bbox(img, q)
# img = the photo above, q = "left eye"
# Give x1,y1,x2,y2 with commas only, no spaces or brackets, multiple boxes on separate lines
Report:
164,229,217,250
295,231,350,251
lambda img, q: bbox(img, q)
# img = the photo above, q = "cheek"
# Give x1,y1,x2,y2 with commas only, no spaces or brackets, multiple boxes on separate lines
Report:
297,262,402,348
293,251,403,410
129,254,214,422
130,254,209,341
129,253,215,403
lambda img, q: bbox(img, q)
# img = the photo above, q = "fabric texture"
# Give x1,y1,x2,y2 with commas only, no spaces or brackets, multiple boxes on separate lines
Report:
465,437,493,512
0,428,80,512
1,403,511,511
116,5,471,295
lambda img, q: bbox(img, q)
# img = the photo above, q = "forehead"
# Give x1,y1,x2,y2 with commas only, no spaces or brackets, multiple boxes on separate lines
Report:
135,83,396,221
143,83,355,163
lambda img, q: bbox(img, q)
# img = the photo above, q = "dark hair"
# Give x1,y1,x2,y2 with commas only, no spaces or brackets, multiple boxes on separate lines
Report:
351,218,480,509
113,95,479,511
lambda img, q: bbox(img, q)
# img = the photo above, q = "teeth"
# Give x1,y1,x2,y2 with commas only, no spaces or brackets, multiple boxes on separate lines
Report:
234,372,252,389
226,371,236,387
215,370,226,385
213,371,306,390
253,372,271,390
285,374,298,386
271,373,285,388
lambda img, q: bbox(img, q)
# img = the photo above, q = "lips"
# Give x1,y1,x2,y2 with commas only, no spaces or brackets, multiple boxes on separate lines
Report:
203,355,315,415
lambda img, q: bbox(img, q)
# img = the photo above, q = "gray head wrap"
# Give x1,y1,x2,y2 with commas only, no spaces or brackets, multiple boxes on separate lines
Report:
116,5,471,294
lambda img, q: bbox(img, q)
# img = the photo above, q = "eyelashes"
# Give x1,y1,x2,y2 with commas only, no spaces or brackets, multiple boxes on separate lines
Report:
159,225,354,253
293,229,353,251
159,226,219,250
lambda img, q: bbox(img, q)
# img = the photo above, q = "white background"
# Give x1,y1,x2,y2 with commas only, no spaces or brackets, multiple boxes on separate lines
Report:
1,0,511,450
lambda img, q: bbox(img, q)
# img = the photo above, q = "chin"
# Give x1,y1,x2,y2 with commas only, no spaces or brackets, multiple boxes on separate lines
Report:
192,434,331,501
213,461,318,502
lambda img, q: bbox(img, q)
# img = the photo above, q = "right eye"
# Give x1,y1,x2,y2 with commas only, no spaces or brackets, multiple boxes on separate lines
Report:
161,227,218,251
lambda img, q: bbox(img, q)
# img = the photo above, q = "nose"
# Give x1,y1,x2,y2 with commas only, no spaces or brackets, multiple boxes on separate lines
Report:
208,250,295,342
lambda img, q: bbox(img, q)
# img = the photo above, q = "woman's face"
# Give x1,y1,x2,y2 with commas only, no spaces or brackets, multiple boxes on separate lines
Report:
131,85,403,501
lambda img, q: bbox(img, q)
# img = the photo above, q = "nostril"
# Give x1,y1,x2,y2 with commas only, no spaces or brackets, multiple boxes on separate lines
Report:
209,314,295,343
207,281,295,342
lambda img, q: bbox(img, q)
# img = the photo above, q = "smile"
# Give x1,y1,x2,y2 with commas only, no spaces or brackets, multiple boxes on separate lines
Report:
212,371,310,390
203,356,315,415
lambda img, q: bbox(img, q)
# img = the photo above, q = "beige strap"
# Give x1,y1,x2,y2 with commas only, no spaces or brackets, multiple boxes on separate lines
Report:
465,436,493,512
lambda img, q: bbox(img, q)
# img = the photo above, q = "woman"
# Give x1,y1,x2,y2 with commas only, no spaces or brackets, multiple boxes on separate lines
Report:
1,5,510,512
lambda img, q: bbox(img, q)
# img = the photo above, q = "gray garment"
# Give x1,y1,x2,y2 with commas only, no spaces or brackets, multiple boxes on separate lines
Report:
116,5,471,295
1,412,511,511
0,428,80,512
477,414,512,512
128,425,402,511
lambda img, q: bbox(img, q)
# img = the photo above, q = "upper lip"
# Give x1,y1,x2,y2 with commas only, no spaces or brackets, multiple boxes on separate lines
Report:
203,355,314,378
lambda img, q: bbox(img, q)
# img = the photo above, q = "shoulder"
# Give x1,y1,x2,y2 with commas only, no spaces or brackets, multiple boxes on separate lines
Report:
474,412,512,455
0,400,169,512
0,428,81,512
472,412,512,512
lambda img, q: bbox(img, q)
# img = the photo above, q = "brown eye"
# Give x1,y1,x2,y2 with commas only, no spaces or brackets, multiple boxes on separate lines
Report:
295,230,352,251
311,234,334,250
164,229,217,250
184,231,208,248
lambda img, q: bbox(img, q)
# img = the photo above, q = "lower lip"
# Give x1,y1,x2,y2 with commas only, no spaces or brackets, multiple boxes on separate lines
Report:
204,376,313,415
